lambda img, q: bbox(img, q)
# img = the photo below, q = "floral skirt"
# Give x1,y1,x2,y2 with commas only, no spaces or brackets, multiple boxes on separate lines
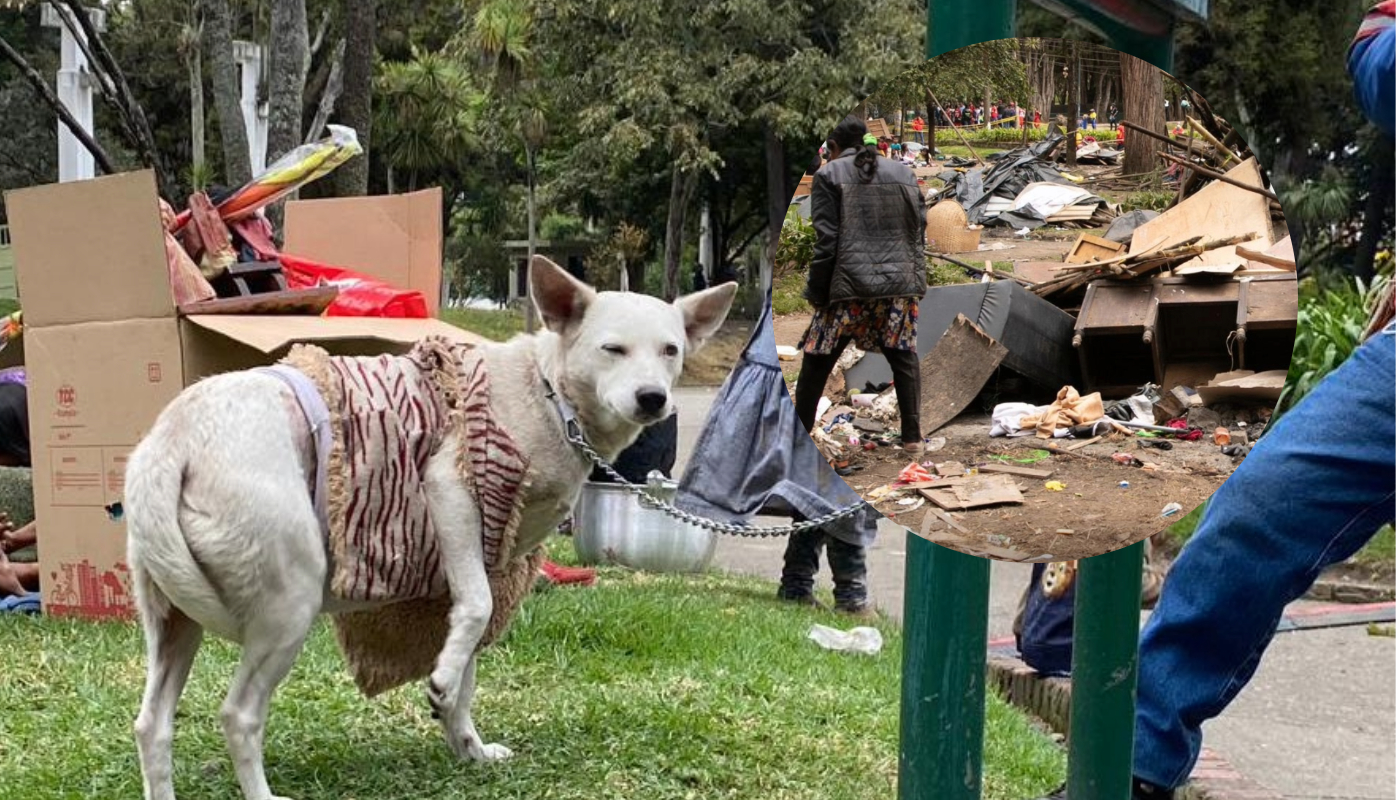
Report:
799,297,919,355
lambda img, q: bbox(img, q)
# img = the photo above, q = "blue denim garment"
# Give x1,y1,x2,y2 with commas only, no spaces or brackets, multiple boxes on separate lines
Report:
1133,327,1396,787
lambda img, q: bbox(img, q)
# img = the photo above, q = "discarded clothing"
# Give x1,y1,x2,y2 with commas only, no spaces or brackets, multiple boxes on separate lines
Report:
1028,386,1105,439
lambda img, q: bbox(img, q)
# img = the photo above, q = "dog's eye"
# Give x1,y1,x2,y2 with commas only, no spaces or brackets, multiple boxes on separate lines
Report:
602,344,627,356
662,343,680,357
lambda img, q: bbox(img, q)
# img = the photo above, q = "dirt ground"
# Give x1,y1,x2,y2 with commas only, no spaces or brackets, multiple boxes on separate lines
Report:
839,413,1241,561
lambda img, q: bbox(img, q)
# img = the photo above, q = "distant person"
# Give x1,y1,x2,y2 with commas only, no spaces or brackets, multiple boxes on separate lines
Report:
1108,104,1120,130
911,115,926,143
0,374,37,600
1034,109,1042,126
1090,108,1098,129
1028,4,1395,798
793,116,926,454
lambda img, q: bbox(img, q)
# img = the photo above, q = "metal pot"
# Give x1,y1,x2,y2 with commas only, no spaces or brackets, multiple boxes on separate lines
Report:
572,472,717,573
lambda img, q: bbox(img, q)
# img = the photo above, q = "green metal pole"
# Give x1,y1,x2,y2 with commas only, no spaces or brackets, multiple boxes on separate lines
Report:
899,537,991,800
1066,540,1145,800
927,0,1016,58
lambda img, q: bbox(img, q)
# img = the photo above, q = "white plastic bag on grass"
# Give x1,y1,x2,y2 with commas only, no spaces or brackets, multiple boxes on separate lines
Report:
808,624,883,655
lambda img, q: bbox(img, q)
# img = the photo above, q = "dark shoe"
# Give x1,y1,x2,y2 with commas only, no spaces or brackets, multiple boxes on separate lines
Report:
1030,779,1174,800
777,589,827,611
835,601,878,621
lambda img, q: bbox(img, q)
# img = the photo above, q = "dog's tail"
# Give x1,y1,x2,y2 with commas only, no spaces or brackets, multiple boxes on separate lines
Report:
125,430,241,637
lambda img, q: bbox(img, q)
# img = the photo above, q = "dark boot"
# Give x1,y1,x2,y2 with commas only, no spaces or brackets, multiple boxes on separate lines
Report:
827,535,874,617
881,346,923,446
779,527,826,607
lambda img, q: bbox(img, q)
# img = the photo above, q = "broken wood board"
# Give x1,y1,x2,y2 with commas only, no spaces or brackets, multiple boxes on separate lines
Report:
918,314,1010,435
866,118,891,139
902,479,960,490
1129,158,1273,269
977,463,1054,479
1014,261,1067,284
1194,369,1287,405
921,474,1025,511
1066,233,1127,265
921,506,970,535
1239,235,1296,272
1175,263,1243,277
935,461,967,477
1064,435,1102,451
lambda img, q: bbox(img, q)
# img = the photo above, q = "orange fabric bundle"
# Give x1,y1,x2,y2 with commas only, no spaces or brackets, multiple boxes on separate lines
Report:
159,199,217,306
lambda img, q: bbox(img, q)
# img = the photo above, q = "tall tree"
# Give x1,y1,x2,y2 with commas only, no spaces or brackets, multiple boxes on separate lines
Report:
1118,51,1163,175
265,0,308,164
328,0,375,197
203,0,251,186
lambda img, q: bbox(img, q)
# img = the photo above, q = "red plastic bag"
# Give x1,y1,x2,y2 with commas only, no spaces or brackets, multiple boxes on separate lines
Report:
279,254,429,318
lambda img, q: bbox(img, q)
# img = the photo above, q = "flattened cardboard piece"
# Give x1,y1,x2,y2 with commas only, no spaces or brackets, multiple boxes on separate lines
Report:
918,314,1009,434
6,171,172,328
1194,369,1287,405
1130,158,1272,269
922,473,1025,510
283,188,444,314
182,314,485,354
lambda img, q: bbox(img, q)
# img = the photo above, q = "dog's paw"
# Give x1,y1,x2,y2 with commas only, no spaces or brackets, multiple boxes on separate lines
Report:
469,741,514,763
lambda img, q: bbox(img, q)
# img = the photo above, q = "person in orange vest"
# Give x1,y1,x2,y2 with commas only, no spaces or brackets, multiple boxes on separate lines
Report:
911,114,925,143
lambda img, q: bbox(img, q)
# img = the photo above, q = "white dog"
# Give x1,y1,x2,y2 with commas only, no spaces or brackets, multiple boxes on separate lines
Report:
124,257,736,800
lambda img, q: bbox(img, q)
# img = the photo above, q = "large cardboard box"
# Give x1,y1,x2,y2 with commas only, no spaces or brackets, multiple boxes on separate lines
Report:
5,170,481,619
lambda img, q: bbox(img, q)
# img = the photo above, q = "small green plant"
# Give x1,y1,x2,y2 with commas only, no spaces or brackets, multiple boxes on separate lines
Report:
1122,190,1174,213
772,270,809,315
928,260,974,286
775,208,816,280
1278,273,1388,412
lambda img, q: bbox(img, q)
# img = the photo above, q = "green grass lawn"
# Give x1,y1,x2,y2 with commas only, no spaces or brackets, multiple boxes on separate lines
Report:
0,547,1065,800
440,306,525,342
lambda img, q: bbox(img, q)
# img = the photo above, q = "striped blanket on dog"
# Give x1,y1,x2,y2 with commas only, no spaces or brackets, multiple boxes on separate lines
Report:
278,338,541,696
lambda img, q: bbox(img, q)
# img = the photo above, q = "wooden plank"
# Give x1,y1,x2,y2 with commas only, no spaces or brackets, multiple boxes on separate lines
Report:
903,479,960,490
1064,435,1102,451
1129,158,1273,269
935,461,968,477
1245,278,1299,326
977,463,1054,479
917,314,1010,435
177,285,339,317
1066,233,1127,265
920,504,970,534
1235,244,1295,271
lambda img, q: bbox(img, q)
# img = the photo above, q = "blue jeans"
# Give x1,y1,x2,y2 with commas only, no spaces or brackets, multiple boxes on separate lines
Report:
1133,325,1396,788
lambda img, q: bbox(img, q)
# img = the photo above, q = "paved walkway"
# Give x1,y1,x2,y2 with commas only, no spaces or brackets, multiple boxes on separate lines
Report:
672,387,1396,800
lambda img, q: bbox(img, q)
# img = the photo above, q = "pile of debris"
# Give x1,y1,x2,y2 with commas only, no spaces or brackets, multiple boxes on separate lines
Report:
929,133,1117,231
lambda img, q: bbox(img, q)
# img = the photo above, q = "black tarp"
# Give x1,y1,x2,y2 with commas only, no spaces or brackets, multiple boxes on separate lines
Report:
844,280,1078,400
932,134,1076,226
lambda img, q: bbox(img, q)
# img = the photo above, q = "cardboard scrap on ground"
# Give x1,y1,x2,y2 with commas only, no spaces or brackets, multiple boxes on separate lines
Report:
919,473,1025,511
918,314,1010,435
1194,369,1287,405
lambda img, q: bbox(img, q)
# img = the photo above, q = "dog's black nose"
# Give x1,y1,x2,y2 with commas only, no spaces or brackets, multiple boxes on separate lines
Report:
635,388,668,416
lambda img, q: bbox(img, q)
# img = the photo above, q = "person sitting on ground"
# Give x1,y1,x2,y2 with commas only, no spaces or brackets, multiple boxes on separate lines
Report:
0,378,37,598
793,116,927,455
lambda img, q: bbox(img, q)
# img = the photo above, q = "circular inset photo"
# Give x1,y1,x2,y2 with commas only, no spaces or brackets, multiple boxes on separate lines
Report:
777,38,1298,562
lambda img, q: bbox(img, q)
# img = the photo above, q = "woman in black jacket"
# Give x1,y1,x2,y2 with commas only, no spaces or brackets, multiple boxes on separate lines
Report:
793,115,927,453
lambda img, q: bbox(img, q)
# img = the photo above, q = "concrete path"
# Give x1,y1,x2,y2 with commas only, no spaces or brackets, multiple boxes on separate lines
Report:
671,386,1396,800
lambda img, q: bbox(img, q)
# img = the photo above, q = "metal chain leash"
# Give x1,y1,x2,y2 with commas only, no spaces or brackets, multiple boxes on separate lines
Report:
571,435,868,538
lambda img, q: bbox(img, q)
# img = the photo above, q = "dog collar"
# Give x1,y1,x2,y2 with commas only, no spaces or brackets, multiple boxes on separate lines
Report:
542,377,589,449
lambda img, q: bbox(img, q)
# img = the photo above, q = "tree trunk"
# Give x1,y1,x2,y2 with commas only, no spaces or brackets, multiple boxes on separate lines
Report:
0,32,116,175
185,22,206,174
763,122,786,284
328,0,375,197
265,0,309,229
1352,145,1394,282
203,0,252,187
266,0,308,163
663,162,697,302
1120,51,1164,176
525,146,538,330
983,82,992,131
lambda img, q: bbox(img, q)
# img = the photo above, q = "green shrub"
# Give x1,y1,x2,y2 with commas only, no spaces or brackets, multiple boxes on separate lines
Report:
775,208,816,280
1123,190,1174,212
1278,274,1388,412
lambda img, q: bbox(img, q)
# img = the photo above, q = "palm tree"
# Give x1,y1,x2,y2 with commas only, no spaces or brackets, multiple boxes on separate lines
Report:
463,0,545,329
373,50,481,191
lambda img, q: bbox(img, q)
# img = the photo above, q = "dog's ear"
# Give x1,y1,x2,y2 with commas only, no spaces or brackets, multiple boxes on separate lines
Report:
530,256,597,335
674,282,738,353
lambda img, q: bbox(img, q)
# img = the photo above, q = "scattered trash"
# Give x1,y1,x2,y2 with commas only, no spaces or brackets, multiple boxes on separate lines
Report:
1221,444,1250,459
851,393,878,408
1112,453,1143,467
1212,427,1232,446
1119,481,1131,489
809,624,884,655
925,436,948,453
1015,226,1032,238
1055,529,1074,536
775,345,800,361
1160,502,1184,518
1138,438,1173,451
1044,481,1067,492
1104,209,1161,244
898,462,937,484
897,497,921,506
